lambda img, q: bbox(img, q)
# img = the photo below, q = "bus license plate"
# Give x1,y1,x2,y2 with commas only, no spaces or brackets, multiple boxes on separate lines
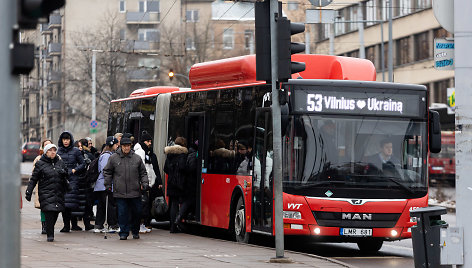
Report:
340,228,372,236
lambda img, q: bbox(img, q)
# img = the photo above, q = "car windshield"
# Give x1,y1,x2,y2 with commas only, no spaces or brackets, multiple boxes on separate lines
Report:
282,115,427,197
26,144,40,150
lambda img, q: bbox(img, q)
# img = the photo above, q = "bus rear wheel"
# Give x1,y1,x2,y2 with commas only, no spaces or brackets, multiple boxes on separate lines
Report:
233,197,250,243
357,240,383,253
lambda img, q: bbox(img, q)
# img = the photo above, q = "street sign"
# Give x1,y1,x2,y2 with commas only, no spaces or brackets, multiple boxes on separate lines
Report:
90,128,98,134
434,38,454,70
447,87,455,112
306,9,335,24
90,120,98,128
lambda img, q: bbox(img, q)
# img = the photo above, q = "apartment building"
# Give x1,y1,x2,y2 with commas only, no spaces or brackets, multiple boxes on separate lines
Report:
312,0,454,108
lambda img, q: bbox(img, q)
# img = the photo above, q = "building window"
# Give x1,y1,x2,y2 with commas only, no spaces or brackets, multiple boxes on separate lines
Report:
396,37,410,65
334,10,345,36
120,29,126,40
397,0,412,17
138,58,160,68
365,0,376,26
186,10,199,22
140,1,159,12
416,0,431,9
346,50,359,58
433,79,449,104
119,0,125,13
138,29,160,42
287,1,299,11
414,31,429,61
244,30,254,50
186,37,196,50
366,45,376,66
223,29,234,49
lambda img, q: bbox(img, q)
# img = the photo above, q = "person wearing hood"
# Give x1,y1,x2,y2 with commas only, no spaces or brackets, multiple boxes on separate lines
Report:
78,138,96,231
25,144,68,242
57,131,86,232
164,137,188,233
134,132,163,233
103,137,149,240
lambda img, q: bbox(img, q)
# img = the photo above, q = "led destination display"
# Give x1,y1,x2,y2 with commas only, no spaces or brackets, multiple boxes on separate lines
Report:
291,88,425,118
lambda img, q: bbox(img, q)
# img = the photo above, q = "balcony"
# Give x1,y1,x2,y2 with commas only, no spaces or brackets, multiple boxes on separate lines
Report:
48,14,61,28
126,12,160,24
124,40,159,52
40,23,51,34
48,43,61,55
48,71,62,84
127,69,158,82
47,99,61,112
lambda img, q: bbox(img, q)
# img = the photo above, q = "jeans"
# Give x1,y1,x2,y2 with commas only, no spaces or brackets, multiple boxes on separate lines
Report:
115,197,141,237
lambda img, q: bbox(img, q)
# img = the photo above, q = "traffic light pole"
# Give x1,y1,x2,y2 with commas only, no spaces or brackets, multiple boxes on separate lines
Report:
0,0,21,267
269,0,286,261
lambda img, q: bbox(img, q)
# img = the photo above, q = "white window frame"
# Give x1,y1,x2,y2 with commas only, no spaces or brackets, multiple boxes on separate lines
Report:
186,37,196,50
139,1,159,13
138,29,159,42
119,0,126,13
186,10,199,22
222,29,234,50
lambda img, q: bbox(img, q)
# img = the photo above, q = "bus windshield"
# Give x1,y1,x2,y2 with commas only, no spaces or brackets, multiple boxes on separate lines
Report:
282,115,427,198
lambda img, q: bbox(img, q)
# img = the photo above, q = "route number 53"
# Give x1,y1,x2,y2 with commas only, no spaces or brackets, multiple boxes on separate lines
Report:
307,94,322,112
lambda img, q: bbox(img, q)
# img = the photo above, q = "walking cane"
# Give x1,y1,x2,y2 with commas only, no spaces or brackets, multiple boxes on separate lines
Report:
104,193,109,239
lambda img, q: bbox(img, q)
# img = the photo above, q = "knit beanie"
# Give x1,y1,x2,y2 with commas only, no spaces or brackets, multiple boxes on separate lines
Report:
43,144,58,155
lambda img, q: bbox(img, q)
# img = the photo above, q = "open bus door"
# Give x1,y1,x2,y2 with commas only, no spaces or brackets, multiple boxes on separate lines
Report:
185,112,207,222
251,108,274,234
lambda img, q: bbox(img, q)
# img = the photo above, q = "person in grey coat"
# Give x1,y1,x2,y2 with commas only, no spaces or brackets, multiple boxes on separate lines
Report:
103,137,149,240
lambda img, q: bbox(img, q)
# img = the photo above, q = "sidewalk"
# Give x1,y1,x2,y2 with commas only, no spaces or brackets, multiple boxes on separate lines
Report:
21,193,352,268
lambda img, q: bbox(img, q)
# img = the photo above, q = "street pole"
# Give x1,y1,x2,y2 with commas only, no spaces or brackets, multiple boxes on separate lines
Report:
269,0,285,260
455,0,472,266
329,22,335,55
387,0,393,82
91,50,97,143
0,0,21,267
380,21,385,82
358,4,365,59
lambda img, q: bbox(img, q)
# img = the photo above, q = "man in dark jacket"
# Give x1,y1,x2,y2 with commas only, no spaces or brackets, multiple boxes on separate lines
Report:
103,137,149,240
57,131,86,232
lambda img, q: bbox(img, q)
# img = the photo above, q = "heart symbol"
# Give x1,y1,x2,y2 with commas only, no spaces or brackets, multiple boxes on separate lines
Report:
356,100,366,109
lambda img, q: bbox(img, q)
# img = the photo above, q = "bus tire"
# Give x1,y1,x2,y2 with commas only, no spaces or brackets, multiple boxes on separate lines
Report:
357,240,383,252
233,197,250,243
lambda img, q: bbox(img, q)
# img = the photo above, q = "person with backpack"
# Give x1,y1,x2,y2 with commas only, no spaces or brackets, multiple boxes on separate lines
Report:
164,137,188,233
92,136,120,233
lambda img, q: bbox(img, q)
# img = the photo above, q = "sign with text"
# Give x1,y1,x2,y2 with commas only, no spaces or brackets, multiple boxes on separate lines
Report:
292,88,424,118
434,38,454,70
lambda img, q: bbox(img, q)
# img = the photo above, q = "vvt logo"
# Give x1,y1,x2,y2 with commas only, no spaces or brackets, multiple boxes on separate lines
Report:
288,203,302,210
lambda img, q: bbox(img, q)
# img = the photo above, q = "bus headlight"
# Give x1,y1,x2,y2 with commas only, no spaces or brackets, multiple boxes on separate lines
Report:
283,211,302,219
391,230,398,237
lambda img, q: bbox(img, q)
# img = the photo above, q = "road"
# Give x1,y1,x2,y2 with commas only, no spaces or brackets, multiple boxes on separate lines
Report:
20,161,456,267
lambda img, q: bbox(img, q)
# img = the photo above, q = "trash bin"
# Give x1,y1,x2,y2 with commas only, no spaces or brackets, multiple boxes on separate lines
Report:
410,206,449,268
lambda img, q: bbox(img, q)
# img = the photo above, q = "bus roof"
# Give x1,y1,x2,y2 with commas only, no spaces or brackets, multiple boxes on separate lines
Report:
188,54,376,90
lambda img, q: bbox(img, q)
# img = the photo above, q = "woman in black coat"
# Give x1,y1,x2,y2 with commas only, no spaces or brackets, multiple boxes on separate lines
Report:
25,144,68,242
164,137,188,233
57,131,85,232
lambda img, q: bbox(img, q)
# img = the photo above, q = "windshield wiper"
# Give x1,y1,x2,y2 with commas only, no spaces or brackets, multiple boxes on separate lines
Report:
370,176,415,194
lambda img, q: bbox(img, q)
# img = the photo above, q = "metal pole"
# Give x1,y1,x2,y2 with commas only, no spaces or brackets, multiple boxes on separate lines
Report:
455,0,472,266
269,0,284,259
387,0,393,82
0,0,21,267
358,4,365,59
91,50,97,143
329,22,335,55
380,21,385,82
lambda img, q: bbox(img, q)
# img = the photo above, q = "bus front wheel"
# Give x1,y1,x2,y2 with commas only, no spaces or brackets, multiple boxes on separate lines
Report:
357,240,383,253
233,197,250,243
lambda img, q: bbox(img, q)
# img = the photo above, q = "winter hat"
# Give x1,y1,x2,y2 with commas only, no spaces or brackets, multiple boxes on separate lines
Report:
43,144,58,155
141,132,152,142
106,136,119,146
120,137,132,145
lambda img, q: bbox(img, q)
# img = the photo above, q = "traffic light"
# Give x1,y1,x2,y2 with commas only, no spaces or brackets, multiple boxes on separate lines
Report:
255,1,271,82
18,0,66,29
168,69,174,81
12,0,65,75
277,17,305,82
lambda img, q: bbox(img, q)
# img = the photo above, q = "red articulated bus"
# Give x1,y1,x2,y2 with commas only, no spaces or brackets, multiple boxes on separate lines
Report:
108,54,441,252
428,131,455,185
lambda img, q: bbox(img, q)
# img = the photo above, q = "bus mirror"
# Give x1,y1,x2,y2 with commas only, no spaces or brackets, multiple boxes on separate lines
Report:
281,104,290,136
429,110,441,153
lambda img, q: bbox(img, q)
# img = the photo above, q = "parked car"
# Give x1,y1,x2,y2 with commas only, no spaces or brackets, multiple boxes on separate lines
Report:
21,142,40,162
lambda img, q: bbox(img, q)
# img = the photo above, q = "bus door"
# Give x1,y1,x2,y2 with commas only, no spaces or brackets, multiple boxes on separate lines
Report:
251,108,273,234
185,112,207,222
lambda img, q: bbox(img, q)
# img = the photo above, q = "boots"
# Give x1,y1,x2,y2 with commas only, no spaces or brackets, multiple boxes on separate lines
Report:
47,236,54,242
41,221,46,235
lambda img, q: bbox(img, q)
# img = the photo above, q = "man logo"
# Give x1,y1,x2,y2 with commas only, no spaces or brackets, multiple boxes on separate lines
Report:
342,213,373,220
351,199,363,205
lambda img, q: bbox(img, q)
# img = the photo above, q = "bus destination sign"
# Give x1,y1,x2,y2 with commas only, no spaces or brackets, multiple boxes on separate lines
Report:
292,89,423,117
